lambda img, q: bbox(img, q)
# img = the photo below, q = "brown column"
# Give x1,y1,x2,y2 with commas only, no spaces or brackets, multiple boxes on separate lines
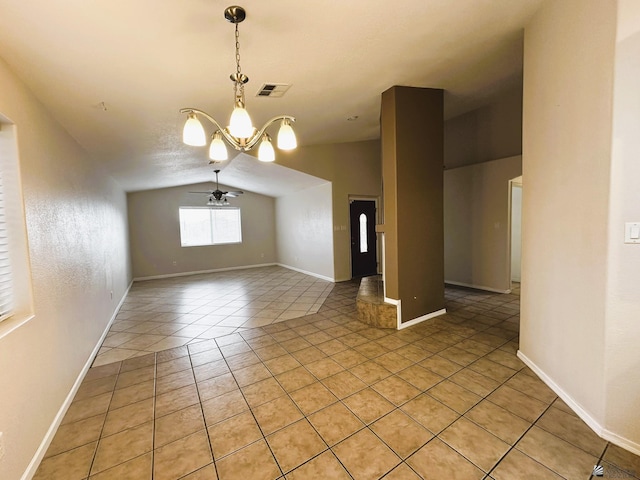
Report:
381,86,445,324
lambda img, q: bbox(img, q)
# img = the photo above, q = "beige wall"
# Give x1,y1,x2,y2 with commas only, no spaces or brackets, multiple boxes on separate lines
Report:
128,183,276,279
521,0,616,443
604,0,640,450
273,140,381,281
381,86,445,323
510,183,522,282
444,155,522,292
0,57,131,479
129,138,381,283
275,182,334,280
445,84,523,169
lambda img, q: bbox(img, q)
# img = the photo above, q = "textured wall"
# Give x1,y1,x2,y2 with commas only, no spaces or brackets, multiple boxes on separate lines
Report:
274,140,382,281
603,0,640,450
444,155,522,292
275,182,334,280
127,182,277,278
445,84,523,169
0,56,131,479
521,0,615,435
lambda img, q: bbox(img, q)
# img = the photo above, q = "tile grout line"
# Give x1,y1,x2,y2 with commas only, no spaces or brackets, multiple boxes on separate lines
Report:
43,278,621,480
261,315,360,478
150,353,157,480
294,287,510,476
214,334,287,478
484,401,568,479
264,305,486,478
84,360,122,479
259,334,342,478
185,342,222,480
232,309,365,477
98,268,336,365
589,443,609,480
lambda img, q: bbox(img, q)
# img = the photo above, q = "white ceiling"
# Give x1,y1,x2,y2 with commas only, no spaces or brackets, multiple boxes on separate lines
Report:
0,0,542,194
209,153,328,197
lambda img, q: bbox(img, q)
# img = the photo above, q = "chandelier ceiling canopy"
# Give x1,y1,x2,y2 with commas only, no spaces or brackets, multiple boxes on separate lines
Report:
180,5,297,163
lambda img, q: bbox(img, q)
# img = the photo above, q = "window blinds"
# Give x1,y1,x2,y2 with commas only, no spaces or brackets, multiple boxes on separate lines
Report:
0,168,13,321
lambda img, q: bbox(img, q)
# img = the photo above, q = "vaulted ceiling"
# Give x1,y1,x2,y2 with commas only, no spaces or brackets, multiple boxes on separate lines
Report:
0,0,542,193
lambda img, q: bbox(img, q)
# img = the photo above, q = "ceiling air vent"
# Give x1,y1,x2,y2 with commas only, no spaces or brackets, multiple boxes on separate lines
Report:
256,83,291,98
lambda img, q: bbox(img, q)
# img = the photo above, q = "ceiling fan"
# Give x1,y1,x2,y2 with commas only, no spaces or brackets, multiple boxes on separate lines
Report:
190,169,243,206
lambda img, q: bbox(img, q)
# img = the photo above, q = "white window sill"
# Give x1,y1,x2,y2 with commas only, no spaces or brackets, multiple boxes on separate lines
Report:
0,313,35,341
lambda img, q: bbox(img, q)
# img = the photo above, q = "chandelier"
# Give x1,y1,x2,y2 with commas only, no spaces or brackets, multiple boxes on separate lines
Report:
180,5,297,163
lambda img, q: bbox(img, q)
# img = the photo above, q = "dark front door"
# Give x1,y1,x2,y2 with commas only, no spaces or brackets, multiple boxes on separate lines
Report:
350,200,377,278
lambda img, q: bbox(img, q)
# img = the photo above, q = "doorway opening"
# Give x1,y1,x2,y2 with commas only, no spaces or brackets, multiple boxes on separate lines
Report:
349,198,378,278
508,177,523,287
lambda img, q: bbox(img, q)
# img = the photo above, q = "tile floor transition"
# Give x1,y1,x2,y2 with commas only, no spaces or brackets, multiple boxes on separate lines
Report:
34,269,640,480
94,267,334,367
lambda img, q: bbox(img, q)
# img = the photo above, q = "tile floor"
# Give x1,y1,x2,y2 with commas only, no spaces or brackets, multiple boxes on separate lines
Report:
94,267,333,366
34,272,640,479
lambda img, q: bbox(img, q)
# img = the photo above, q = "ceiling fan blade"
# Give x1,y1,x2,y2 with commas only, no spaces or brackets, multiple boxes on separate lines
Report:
226,191,243,197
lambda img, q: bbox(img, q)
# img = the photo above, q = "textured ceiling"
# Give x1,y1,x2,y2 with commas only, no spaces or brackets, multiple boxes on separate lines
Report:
209,153,328,198
0,0,542,193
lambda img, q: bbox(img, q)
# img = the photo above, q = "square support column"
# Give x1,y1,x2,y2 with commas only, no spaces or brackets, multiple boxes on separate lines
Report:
381,86,445,325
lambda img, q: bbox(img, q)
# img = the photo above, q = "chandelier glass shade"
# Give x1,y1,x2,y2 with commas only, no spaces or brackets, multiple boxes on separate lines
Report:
208,131,228,161
180,6,296,163
183,112,207,146
257,134,275,162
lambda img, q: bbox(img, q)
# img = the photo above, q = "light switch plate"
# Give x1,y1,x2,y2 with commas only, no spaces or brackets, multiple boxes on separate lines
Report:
624,222,640,244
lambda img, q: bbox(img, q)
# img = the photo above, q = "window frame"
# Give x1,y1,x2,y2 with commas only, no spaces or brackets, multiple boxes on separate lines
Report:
0,120,34,335
178,206,242,247
0,166,13,321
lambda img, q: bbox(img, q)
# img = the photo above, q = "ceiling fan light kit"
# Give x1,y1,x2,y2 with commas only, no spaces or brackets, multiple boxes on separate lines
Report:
207,196,230,207
180,5,297,163
190,169,243,207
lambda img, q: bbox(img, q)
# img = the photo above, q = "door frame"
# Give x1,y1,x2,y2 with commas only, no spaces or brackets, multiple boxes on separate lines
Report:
348,195,381,278
507,176,523,289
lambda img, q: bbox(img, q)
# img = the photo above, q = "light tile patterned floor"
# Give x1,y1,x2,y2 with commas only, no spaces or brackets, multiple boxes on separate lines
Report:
94,267,333,367
35,274,640,479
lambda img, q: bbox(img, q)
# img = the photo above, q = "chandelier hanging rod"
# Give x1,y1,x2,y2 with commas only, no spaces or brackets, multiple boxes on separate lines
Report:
180,108,295,152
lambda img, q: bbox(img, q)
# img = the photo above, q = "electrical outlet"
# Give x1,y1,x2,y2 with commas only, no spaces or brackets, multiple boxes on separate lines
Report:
0,431,6,461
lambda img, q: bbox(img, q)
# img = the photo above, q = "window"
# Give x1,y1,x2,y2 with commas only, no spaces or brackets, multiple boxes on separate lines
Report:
359,213,368,253
179,207,242,246
0,120,33,331
0,168,13,321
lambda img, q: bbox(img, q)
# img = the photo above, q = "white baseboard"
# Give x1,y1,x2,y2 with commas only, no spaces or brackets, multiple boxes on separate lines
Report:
381,298,447,330
397,303,447,330
517,350,640,456
334,276,352,283
21,282,133,480
600,427,640,457
133,263,277,282
276,264,335,283
445,280,511,294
